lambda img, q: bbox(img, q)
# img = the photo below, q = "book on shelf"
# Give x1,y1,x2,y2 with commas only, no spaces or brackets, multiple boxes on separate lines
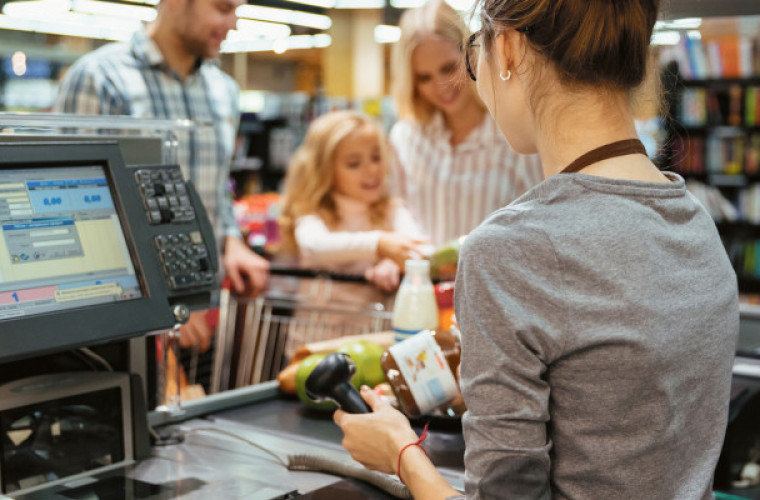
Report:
663,34,760,79
747,87,760,126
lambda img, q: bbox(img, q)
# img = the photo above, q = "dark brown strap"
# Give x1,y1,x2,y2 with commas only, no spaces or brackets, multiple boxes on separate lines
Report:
560,139,647,174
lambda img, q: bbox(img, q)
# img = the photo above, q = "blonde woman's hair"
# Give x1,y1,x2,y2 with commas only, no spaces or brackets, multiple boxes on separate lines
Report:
392,0,484,124
279,110,392,255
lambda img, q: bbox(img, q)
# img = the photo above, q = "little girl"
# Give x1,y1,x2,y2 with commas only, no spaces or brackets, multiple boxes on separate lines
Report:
280,110,425,291
279,110,426,356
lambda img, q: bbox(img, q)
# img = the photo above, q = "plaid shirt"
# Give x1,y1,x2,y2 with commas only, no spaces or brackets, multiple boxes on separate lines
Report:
55,27,241,240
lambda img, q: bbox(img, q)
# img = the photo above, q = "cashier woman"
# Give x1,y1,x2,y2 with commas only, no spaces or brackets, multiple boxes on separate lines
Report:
335,0,739,499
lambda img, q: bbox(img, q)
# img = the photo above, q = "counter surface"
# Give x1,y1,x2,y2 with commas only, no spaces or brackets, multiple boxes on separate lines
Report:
12,388,465,499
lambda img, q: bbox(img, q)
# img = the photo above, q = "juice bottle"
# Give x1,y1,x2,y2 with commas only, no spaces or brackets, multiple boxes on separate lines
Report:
380,328,462,417
392,259,438,343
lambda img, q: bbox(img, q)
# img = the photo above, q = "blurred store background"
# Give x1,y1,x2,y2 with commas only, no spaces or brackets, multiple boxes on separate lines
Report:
1,0,760,291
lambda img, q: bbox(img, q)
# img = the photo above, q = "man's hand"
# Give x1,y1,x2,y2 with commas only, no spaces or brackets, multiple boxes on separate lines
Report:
222,236,269,295
179,310,214,352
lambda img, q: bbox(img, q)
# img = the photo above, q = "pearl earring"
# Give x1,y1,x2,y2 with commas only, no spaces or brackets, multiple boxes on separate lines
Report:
499,70,511,81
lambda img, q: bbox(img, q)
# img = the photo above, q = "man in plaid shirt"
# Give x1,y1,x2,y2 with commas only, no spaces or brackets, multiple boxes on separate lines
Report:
55,0,269,350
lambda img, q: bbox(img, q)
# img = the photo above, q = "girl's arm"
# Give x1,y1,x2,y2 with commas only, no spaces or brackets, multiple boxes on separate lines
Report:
295,214,383,266
296,214,421,268
334,387,462,500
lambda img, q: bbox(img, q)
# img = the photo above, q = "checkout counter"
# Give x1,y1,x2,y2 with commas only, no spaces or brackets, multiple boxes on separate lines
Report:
0,128,464,499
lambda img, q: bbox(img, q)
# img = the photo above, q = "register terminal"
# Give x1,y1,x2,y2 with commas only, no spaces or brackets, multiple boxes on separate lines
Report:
0,140,219,364
0,140,223,495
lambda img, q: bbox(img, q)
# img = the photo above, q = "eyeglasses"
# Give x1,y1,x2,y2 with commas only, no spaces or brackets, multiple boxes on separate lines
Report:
464,32,479,82
464,27,532,82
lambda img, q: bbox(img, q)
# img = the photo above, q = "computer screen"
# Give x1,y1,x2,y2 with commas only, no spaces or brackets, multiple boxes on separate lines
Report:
0,165,142,319
0,141,218,364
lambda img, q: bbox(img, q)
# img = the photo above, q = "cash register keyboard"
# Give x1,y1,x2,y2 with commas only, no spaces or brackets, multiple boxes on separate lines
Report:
134,168,195,225
134,166,215,291
154,232,215,290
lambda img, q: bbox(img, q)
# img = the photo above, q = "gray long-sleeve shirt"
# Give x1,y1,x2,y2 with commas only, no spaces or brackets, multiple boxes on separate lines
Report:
454,172,739,499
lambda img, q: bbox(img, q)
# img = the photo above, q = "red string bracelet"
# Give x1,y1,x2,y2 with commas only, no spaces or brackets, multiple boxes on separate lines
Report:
397,423,429,485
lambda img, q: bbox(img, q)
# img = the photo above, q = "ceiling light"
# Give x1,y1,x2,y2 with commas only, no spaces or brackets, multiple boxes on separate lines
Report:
651,31,681,46
272,38,288,54
70,0,155,21
3,0,140,31
654,17,702,31
221,33,332,53
374,24,400,43
233,18,291,40
282,0,334,7
236,4,331,30
445,0,474,10
0,13,133,40
334,0,385,7
390,0,425,7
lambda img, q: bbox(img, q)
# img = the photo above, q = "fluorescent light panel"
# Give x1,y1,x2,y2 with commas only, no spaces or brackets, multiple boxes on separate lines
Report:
233,18,291,40
236,4,331,30
0,13,133,40
390,0,425,7
3,1,141,31
282,0,334,7
651,30,681,46
221,33,332,53
334,0,385,7
71,0,155,21
374,24,400,43
654,17,702,30
445,0,474,10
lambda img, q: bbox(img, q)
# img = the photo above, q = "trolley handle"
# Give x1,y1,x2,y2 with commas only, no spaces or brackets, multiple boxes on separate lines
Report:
268,264,369,283
268,264,445,285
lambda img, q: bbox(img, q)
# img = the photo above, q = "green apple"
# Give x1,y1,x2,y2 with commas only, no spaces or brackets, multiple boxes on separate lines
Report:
338,339,387,389
295,354,337,411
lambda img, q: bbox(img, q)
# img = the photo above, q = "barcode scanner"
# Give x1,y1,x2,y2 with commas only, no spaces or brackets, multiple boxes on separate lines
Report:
305,353,371,414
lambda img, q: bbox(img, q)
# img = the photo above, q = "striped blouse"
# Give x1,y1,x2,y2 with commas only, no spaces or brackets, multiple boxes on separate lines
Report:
389,112,543,247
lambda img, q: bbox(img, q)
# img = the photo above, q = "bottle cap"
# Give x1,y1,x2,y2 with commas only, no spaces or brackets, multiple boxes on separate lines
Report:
405,259,430,275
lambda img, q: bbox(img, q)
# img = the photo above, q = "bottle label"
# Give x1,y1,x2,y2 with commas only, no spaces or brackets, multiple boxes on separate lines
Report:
393,327,425,343
388,330,459,415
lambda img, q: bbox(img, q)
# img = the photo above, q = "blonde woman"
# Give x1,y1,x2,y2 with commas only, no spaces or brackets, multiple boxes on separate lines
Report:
389,0,542,246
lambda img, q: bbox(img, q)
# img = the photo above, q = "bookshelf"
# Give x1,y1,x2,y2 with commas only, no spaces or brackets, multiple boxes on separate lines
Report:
661,44,760,292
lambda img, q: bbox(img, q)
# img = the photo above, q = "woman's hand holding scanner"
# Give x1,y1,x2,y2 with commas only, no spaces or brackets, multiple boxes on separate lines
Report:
378,233,427,269
365,259,401,292
334,386,418,475
334,387,461,500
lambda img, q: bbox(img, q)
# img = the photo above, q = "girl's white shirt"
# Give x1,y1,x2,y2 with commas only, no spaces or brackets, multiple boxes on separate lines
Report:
294,192,425,276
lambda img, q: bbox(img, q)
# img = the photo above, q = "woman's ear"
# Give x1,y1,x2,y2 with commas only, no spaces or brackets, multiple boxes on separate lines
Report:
493,30,524,78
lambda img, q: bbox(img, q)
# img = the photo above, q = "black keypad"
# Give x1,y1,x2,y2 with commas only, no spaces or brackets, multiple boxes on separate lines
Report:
154,231,215,290
135,168,196,225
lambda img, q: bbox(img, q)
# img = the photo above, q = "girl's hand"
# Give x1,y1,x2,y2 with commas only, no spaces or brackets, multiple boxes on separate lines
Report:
378,233,426,268
333,386,419,475
365,259,401,292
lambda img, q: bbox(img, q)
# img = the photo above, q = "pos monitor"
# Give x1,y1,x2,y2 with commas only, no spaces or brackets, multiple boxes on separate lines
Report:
0,141,219,363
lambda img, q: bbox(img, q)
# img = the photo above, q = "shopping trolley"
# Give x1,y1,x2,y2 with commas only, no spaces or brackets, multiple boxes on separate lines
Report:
210,267,394,394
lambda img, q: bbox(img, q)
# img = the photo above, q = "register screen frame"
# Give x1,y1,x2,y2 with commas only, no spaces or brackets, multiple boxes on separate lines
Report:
0,142,175,363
